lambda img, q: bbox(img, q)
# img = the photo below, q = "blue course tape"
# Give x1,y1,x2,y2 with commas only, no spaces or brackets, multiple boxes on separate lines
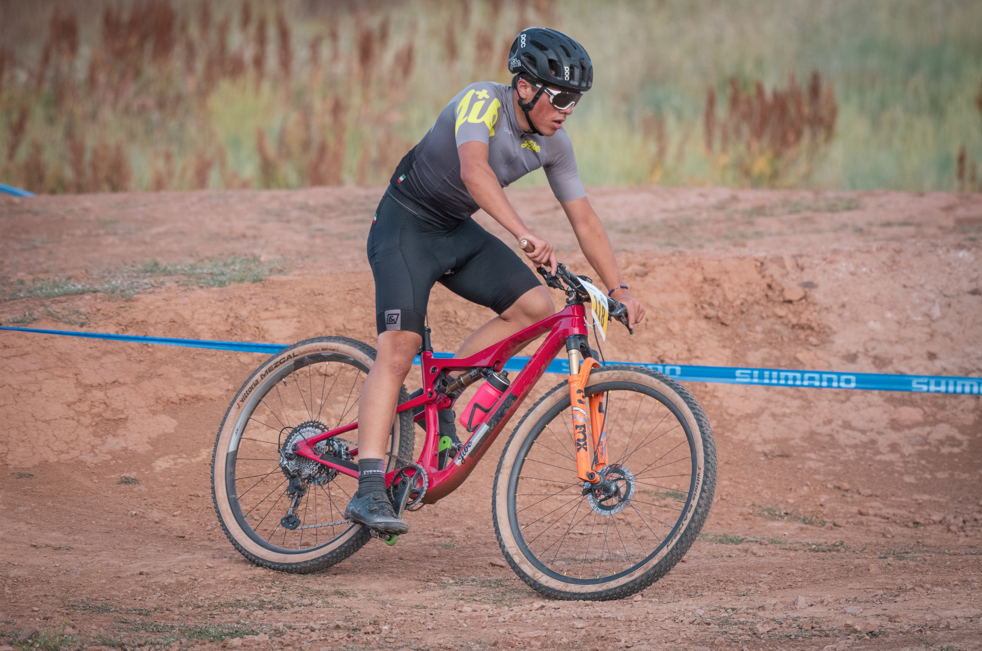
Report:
0,183,35,198
2,326,980,395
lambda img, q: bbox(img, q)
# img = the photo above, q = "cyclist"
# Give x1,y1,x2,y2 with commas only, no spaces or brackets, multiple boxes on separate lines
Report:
345,27,646,533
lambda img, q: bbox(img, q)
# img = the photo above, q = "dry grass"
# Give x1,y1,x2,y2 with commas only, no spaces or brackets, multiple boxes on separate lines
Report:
1,0,980,194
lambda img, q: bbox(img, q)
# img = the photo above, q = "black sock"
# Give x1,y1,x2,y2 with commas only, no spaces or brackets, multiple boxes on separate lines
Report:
358,458,386,494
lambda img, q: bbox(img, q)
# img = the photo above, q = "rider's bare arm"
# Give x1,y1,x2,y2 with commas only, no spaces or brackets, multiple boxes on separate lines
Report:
458,141,557,274
561,196,646,328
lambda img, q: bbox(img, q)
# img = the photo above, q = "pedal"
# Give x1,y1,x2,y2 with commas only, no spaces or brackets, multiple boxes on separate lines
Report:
369,529,399,545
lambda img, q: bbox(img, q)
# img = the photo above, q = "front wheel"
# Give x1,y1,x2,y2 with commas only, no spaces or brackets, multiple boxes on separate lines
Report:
211,336,414,573
492,366,716,600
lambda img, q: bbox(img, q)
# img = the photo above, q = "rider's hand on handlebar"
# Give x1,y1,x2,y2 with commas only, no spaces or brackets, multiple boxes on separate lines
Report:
609,287,645,329
518,234,557,275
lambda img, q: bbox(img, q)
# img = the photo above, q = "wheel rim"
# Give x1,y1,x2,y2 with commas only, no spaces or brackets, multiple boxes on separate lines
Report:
507,381,700,584
224,352,370,553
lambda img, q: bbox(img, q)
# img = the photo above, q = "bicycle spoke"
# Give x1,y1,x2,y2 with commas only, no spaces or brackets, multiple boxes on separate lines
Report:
544,423,577,463
623,499,682,512
516,483,582,515
509,383,705,587
241,437,278,445
246,416,281,433
315,362,340,423
523,494,588,547
292,372,312,421
628,502,664,544
521,456,578,474
236,470,283,501
335,367,359,428
617,410,670,465
242,477,289,518
632,440,687,477
547,497,583,568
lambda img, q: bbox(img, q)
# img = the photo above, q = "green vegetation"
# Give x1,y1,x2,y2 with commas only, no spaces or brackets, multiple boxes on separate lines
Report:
727,197,862,219
11,621,76,651
698,533,851,553
1,0,980,193
41,305,89,327
114,619,258,645
117,475,140,485
12,472,33,479
4,311,38,326
753,502,827,527
643,488,688,501
699,533,748,545
140,256,288,288
0,255,288,303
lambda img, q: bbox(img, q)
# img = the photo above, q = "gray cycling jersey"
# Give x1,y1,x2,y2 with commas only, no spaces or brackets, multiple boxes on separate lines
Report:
389,81,586,229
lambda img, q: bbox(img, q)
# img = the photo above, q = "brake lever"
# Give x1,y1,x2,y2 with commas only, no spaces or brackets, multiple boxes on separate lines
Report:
536,266,565,290
609,302,634,335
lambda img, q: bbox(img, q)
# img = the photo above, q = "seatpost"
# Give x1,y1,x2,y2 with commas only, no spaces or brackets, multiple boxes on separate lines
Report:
422,325,433,354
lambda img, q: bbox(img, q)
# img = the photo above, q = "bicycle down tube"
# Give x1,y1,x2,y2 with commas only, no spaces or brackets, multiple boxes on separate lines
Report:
290,302,590,502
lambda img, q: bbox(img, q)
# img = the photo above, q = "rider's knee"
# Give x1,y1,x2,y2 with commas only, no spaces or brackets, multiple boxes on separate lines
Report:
376,331,422,377
506,286,554,327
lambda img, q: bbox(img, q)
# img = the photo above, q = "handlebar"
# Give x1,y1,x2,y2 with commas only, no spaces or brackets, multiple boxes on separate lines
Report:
536,263,633,335
519,240,632,334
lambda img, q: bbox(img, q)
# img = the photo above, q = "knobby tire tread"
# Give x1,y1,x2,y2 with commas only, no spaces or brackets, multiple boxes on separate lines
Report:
492,365,716,600
210,336,414,574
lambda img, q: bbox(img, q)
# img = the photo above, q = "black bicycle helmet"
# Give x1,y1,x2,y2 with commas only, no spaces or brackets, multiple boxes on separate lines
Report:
508,27,593,92
508,28,592,135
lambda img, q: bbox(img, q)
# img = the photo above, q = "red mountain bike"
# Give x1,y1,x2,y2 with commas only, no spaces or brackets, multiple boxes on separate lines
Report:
211,263,716,600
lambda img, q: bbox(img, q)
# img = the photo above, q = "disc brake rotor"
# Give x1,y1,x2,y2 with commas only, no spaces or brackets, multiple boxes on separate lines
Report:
585,463,635,515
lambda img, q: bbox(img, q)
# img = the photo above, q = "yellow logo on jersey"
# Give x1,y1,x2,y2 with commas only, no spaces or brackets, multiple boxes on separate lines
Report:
455,89,501,137
521,140,541,153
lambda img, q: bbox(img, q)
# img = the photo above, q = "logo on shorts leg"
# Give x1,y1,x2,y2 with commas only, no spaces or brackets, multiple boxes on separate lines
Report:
384,310,401,331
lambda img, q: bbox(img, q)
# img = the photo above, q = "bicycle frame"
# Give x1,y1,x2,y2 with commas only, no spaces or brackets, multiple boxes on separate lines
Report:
291,302,590,503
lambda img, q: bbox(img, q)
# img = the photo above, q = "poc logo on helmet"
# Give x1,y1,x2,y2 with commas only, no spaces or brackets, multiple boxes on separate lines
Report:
520,34,526,48
564,66,570,80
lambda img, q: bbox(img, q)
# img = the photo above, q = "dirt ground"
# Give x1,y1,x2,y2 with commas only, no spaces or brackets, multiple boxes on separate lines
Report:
1,186,981,651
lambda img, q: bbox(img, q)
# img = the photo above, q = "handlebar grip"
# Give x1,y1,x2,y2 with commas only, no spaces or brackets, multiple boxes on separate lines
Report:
520,238,535,253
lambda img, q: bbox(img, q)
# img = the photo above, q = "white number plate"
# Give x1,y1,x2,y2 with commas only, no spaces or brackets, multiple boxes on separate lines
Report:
579,279,610,341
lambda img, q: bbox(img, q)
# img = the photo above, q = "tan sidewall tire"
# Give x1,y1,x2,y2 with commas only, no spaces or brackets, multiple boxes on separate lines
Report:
492,366,716,599
211,336,412,570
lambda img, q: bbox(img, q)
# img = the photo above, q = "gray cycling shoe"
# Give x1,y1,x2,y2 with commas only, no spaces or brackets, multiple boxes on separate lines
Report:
344,490,409,535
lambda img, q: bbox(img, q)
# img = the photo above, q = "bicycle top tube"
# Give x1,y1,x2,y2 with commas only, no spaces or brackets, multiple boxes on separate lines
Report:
416,302,589,502
289,302,589,498
291,261,633,502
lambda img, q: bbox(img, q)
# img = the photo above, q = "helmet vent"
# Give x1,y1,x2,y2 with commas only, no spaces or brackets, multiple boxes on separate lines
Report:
506,27,592,93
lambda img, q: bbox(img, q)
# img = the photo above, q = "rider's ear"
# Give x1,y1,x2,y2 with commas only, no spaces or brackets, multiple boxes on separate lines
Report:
518,78,533,100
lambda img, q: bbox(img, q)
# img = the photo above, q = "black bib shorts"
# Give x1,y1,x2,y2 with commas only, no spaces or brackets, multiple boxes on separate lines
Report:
367,189,542,338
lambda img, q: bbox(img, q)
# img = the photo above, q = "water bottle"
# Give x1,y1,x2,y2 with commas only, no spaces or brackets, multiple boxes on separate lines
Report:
461,371,510,432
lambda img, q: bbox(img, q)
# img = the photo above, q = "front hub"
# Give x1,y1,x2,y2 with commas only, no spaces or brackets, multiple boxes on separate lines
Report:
585,464,635,515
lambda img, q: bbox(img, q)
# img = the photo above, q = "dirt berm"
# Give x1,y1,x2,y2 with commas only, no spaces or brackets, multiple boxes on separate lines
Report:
1,186,981,649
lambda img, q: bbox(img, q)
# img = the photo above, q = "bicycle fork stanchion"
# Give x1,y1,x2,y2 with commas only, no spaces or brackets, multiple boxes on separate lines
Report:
568,355,602,484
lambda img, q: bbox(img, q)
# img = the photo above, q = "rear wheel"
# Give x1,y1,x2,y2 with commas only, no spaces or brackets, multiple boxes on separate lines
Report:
211,336,414,572
492,366,715,600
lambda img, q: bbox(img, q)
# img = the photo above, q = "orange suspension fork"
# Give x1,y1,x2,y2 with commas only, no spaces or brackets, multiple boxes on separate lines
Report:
568,354,606,484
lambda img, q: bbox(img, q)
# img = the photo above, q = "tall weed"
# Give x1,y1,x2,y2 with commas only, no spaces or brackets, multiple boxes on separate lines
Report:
1,0,980,193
